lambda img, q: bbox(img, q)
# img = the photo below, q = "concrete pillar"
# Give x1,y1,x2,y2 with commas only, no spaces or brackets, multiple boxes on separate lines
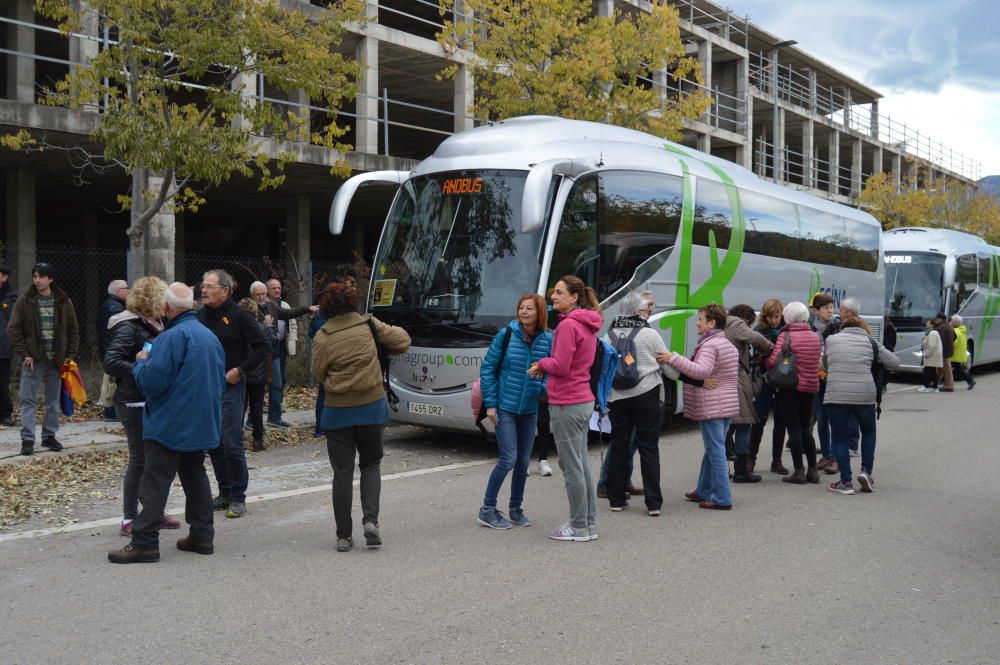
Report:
453,64,474,133
285,195,311,306
595,0,614,17
828,130,840,195
698,40,713,126
6,0,36,103
232,69,257,131
870,101,880,140
740,95,753,170
69,1,99,111
288,89,310,141
803,119,815,189
773,107,785,182
807,69,817,113
5,167,36,291
145,173,175,282
654,69,668,109
174,212,186,282
873,146,883,176
843,88,853,129
355,36,379,154
697,133,711,155
892,153,902,192
851,138,863,198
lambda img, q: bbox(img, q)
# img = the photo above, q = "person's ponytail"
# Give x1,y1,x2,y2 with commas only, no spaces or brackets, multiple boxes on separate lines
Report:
558,275,602,313
583,287,601,313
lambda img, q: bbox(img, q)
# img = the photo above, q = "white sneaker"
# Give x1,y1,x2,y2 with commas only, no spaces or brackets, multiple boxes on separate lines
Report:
538,460,553,476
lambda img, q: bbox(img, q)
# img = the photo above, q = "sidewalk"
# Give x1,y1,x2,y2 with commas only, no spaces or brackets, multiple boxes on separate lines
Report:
0,409,319,465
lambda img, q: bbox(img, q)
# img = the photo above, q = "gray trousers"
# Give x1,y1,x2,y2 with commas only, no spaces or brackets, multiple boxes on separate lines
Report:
116,404,145,521
19,361,61,443
551,402,597,530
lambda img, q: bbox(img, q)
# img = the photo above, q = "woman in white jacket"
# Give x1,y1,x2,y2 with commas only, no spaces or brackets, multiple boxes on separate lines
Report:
919,319,943,393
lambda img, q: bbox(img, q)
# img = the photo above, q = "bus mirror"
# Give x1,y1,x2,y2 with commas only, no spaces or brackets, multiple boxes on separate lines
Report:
329,170,408,235
522,159,574,234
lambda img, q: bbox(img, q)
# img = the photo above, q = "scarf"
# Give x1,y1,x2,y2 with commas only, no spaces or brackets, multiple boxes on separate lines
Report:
141,316,165,334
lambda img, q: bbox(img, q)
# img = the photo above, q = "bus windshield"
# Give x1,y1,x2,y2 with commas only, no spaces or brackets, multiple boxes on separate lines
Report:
369,170,544,346
885,253,945,330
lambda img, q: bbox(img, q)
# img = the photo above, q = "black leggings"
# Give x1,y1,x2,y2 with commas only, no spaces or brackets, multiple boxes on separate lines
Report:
533,402,554,462
244,383,266,440
922,367,938,389
776,390,816,470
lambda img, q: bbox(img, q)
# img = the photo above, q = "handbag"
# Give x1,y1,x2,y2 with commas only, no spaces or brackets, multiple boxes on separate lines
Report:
765,330,798,390
99,372,117,407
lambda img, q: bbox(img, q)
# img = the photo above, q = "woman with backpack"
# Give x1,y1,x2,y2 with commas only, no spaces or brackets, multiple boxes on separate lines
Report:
529,276,603,542
661,303,740,510
605,290,674,516
724,304,774,484
823,317,899,494
476,294,553,529
764,302,822,485
749,299,788,474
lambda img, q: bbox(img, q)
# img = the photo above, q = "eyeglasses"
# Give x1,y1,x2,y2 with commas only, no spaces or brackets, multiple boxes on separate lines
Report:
200,284,223,290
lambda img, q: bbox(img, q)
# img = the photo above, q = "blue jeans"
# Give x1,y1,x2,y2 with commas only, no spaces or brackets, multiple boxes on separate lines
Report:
209,381,249,502
599,431,637,490
815,388,859,458
696,418,733,506
483,409,538,510
268,349,287,422
827,404,877,485
733,423,751,455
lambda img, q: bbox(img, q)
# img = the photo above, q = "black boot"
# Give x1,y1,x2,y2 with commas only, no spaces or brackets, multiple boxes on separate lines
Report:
732,454,761,483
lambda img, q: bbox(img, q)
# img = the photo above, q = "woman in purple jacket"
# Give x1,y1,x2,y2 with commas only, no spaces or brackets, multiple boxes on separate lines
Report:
529,276,603,542
663,304,740,510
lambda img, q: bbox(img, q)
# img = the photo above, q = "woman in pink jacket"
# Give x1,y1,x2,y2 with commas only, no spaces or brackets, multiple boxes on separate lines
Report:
764,301,823,484
529,276,603,542
663,304,740,510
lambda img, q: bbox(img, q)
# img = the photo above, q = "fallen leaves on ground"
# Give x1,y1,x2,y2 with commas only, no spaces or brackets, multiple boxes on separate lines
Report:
0,450,128,530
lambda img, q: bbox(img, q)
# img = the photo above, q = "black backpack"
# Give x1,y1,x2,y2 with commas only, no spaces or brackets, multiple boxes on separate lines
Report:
366,318,399,412
869,336,886,419
611,327,643,390
765,330,798,390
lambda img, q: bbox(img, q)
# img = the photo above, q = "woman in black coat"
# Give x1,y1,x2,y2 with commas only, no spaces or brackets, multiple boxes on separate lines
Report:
103,276,179,537
238,298,278,451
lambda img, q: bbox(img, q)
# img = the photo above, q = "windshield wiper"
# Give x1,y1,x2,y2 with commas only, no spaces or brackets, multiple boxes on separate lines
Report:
436,322,496,340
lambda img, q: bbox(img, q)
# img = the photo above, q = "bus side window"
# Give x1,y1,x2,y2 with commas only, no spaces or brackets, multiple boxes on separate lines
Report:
979,255,992,287
692,179,732,250
596,171,682,300
741,190,798,260
797,206,846,268
552,174,599,289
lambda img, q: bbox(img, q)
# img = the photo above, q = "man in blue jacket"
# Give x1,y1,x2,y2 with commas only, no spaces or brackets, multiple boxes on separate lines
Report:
109,283,226,564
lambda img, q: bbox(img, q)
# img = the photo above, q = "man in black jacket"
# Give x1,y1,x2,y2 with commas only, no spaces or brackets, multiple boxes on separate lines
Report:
198,269,269,519
96,279,128,420
0,265,19,426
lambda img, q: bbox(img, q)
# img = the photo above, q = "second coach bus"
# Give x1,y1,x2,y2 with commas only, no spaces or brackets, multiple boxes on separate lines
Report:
330,116,884,432
884,227,1000,373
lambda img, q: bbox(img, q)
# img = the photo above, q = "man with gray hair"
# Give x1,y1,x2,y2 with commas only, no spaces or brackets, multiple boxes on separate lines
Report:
109,283,226,563
97,279,129,421
197,270,269,519
263,278,317,428
839,297,860,321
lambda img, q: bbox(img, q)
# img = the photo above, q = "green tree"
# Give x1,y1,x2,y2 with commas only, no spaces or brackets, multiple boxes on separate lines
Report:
436,0,709,139
3,0,363,280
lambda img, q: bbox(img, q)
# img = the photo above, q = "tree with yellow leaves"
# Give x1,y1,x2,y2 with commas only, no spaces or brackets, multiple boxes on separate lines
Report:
436,0,709,140
859,172,1000,245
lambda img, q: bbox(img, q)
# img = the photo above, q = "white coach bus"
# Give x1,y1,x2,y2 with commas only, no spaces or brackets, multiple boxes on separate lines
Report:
330,116,884,432
884,227,1000,373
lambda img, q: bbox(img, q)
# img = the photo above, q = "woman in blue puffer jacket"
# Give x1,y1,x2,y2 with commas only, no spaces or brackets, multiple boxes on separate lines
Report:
477,294,553,530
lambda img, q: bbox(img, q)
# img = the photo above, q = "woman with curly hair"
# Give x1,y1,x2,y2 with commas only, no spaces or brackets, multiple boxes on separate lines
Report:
103,276,180,537
312,283,410,552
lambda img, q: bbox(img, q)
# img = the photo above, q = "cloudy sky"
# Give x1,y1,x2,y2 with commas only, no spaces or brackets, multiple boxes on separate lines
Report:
732,0,1000,178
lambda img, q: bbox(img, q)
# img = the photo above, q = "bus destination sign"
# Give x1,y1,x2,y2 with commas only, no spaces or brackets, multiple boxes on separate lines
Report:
441,177,483,195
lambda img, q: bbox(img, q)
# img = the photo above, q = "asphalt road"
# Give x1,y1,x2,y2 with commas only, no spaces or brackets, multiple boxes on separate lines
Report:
2,376,999,665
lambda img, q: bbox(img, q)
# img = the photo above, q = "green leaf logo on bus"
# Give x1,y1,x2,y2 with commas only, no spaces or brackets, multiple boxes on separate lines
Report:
657,146,745,354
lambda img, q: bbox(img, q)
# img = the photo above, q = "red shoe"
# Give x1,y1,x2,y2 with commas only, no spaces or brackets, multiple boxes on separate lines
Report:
698,500,732,510
684,491,704,502
160,515,182,529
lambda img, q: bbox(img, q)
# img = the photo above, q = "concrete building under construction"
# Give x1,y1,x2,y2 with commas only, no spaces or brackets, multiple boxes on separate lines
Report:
0,0,981,349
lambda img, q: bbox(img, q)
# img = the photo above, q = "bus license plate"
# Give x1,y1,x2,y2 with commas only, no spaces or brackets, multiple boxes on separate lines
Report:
407,402,444,416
